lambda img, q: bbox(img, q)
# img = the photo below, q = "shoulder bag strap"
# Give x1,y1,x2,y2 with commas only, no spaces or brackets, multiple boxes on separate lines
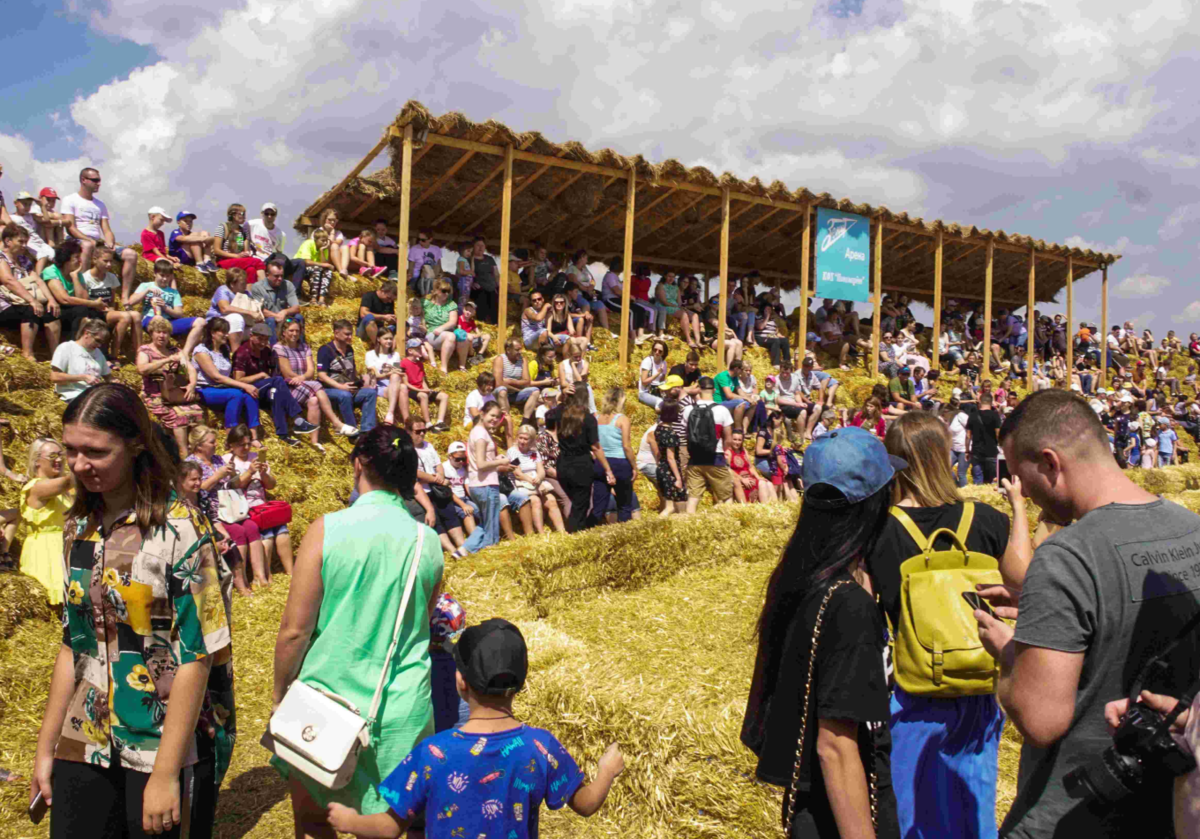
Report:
366,525,427,728
955,502,975,546
890,506,929,553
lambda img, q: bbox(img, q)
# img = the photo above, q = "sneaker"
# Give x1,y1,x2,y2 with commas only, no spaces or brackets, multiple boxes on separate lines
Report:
279,435,301,448
587,343,597,352
339,424,360,438
199,260,219,275
292,418,318,433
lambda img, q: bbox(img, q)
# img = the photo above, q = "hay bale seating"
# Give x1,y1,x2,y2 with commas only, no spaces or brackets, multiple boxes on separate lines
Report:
2,251,1199,836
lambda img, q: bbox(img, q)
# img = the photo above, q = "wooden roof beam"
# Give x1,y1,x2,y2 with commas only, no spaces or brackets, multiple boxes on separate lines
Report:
738,209,807,251
511,172,586,230
728,206,785,244
305,131,393,220
460,149,571,232
632,193,710,244
667,201,759,256
531,175,622,242
634,187,680,220
428,137,537,229
560,182,644,240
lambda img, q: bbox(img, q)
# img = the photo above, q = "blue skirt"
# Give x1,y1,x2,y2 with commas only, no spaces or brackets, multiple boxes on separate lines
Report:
890,686,1004,839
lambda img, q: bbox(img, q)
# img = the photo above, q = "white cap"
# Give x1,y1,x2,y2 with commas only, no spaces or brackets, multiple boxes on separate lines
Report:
447,441,467,454
147,206,167,217
951,387,963,398
261,202,278,213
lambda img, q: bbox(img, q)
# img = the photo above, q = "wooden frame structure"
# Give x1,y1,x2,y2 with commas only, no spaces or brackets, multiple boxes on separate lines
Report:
298,101,1121,375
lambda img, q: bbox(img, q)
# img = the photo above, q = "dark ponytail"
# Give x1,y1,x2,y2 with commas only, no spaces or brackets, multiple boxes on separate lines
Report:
349,425,417,499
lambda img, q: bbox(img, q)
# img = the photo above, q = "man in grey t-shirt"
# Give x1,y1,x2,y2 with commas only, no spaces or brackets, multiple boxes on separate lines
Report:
977,389,1200,837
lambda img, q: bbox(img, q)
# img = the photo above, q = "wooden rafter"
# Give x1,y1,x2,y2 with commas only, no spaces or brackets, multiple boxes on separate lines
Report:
412,129,497,210
739,210,806,251
460,148,573,232
532,175,621,242
633,187,679,220
943,242,984,268
668,201,758,257
650,201,725,251
429,137,536,229
728,206,785,244
632,193,709,244
511,172,585,230
561,183,643,240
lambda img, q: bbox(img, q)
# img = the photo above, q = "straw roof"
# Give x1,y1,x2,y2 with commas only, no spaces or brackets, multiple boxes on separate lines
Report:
296,100,1120,306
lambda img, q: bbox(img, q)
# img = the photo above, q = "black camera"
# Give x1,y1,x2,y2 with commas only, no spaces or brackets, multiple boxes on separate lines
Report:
1064,698,1196,808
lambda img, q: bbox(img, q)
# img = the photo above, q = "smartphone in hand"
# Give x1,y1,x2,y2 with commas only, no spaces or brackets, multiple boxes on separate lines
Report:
28,791,48,825
962,591,997,619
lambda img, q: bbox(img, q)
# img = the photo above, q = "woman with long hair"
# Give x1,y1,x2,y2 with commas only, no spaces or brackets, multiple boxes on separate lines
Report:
559,339,597,413
31,383,231,837
755,410,800,502
654,398,688,516
192,317,262,445
211,203,265,280
742,426,901,837
226,424,292,578
455,402,514,557
274,317,342,448
42,238,98,347
19,437,73,611
558,389,615,533
593,386,637,524
865,411,1017,839
851,396,887,439
273,424,442,838
728,429,775,504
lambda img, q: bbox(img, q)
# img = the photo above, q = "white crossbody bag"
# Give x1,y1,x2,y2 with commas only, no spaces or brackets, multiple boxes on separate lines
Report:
266,527,425,789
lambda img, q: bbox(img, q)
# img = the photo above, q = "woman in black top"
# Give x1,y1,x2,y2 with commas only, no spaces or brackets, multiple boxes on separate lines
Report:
743,426,901,838
555,390,614,533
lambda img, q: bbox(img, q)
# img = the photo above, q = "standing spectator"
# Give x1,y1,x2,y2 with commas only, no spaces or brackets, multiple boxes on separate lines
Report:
655,398,688,516
248,260,303,344
593,387,637,524
50,319,113,402
139,206,176,264
638,339,669,410
192,318,263,444
9,190,55,275
168,211,218,274
233,321,320,447
18,437,73,610
407,229,443,295
79,244,141,358
292,228,335,306
1158,417,1179,466
684,377,735,512
871,411,1013,838
127,259,206,356
400,338,450,430
32,384,229,836
59,167,138,298
42,239,99,345
493,338,542,423
967,393,1002,485
137,316,204,453
423,279,460,373
458,236,500,324
457,402,514,555
211,203,265,282
271,425,442,836
205,266,260,352
742,425,901,838
948,399,971,488
315,320,375,435
558,393,616,532
975,390,1200,837
357,280,398,350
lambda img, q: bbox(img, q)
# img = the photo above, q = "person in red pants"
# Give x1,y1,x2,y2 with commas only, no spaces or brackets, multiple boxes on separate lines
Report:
210,203,265,282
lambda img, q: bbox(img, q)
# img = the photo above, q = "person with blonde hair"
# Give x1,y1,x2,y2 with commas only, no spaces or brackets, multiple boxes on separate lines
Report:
593,386,637,523
19,437,73,610
294,227,336,305
316,207,349,274
137,315,204,453
866,410,1018,839
346,227,386,277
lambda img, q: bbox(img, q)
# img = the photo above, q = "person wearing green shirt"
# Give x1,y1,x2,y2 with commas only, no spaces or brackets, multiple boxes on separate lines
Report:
422,278,461,374
40,240,96,345
714,358,752,432
889,366,920,410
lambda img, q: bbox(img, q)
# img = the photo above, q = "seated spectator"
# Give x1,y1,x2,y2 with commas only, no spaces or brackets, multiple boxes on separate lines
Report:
345,228,386,277
233,320,320,448
564,285,596,348
357,280,398,350
754,305,792,369
226,424,292,577
702,300,744,367
177,460,250,595
60,167,139,299
211,203,265,281
33,188,66,251
521,292,555,350
192,318,263,445
565,249,608,331
293,228,335,305
546,292,587,357
249,259,303,344
714,358,752,434
508,423,565,533
458,236,500,323
888,366,920,412
364,329,407,426
728,429,775,504
406,229,443,294
630,263,657,346
817,308,854,371
799,355,840,411
407,418,468,553
442,440,478,533
17,436,73,611
206,266,261,351
404,295,435,364
369,219,400,277
493,338,542,423
851,396,888,439
42,239,99,347
137,315,204,453
248,203,297,278
0,222,60,359
464,371,499,427
128,258,206,356
168,210,218,274
186,425,265,593
79,244,140,358
400,338,450,430
139,207,176,264
422,279,460,373
559,341,597,413
638,339,669,410
455,299,491,366
10,190,54,275
316,319,375,436
754,409,799,502
50,318,113,401
653,270,688,343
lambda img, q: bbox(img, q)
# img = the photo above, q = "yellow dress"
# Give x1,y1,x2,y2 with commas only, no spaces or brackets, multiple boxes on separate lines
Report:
19,480,71,606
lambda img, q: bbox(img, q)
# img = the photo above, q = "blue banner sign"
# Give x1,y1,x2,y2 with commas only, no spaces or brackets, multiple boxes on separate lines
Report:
814,207,871,303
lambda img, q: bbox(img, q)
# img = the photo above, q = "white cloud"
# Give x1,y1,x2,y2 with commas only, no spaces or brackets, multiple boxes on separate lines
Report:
1114,269,1170,298
1141,147,1200,169
1173,302,1200,325
1160,203,1200,241
1063,235,1154,256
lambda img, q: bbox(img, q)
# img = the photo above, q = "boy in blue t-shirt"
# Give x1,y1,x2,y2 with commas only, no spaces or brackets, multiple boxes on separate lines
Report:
1157,419,1178,466
328,618,623,838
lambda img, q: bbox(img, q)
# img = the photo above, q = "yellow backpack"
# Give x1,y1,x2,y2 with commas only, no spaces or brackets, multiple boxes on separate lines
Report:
891,503,1003,698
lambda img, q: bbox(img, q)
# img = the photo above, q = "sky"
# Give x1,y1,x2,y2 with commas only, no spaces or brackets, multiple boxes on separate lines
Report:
2,0,1199,336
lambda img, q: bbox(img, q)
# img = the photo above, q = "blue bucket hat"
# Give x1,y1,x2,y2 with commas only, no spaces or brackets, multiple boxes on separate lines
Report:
800,425,907,508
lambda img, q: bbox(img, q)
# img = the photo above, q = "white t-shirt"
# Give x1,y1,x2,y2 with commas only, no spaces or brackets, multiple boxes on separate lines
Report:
639,356,666,393
80,269,121,305
413,441,442,491
682,400,734,455
949,412,970,452
463,389,496,426
443,460,469,499
1106,333,1122,351
636,425,657,470
60,192,109,240
248,219,285,258
506,445,540,483
51,340,110,402
12,212,52,256
364,349,402,377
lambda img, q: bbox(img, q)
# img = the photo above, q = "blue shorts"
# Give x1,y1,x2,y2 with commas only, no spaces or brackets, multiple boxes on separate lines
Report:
259,524,289,539
506,386,539,405
142,315,199,336
718,398,750,413
356,313,395,340
811,371,832,383
587,298,606,313
503,488,532,511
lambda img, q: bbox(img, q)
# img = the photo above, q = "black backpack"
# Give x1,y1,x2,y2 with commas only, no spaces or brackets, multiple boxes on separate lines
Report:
687,403,719,458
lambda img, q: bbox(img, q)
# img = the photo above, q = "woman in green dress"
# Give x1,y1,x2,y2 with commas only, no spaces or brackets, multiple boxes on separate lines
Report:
273,424,444,837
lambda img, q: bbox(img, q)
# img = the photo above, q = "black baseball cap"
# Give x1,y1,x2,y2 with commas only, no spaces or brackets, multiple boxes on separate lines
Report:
452,618,528,697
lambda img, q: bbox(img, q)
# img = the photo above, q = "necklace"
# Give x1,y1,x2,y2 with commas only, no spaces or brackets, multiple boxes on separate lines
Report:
469,711,516,722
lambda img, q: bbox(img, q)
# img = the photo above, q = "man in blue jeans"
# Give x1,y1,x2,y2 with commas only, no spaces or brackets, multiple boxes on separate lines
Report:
316,319,376,435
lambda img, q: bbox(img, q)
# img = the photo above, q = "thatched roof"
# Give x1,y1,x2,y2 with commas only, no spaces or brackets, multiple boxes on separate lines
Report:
296,100,1119,306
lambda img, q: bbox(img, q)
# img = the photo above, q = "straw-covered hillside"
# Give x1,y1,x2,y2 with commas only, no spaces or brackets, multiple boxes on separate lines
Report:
1,259,1198,837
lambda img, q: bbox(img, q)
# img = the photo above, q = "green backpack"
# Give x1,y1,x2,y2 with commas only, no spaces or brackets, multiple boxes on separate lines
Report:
891,503,1003,698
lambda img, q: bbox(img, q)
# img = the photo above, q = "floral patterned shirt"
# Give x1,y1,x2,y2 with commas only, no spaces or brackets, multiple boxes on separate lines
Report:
59,498,231,772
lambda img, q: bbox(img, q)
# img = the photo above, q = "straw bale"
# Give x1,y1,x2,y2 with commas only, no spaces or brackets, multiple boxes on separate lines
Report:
0,354,50,392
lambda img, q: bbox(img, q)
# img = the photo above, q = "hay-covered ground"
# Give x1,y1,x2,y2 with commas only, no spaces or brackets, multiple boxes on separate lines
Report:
2,259,1198,836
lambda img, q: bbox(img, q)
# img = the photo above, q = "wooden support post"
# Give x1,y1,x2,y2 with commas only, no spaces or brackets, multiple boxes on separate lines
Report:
1027,246,1036,393
1100,264,1109,389
799,203,811,359
618,170,637,371
983,240,994,385
871,217,882,379
396,123,413,347
717,188,731,370
497,144,515,339
932,228,944,375
1065,256,1074,386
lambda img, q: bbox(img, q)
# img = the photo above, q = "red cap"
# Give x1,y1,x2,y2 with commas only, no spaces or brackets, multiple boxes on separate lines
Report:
39,188,59,199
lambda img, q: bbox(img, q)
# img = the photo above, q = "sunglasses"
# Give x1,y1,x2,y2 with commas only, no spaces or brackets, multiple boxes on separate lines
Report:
451,455,467,463
412,428,426,434
84,177,101,183
263,210,277,216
